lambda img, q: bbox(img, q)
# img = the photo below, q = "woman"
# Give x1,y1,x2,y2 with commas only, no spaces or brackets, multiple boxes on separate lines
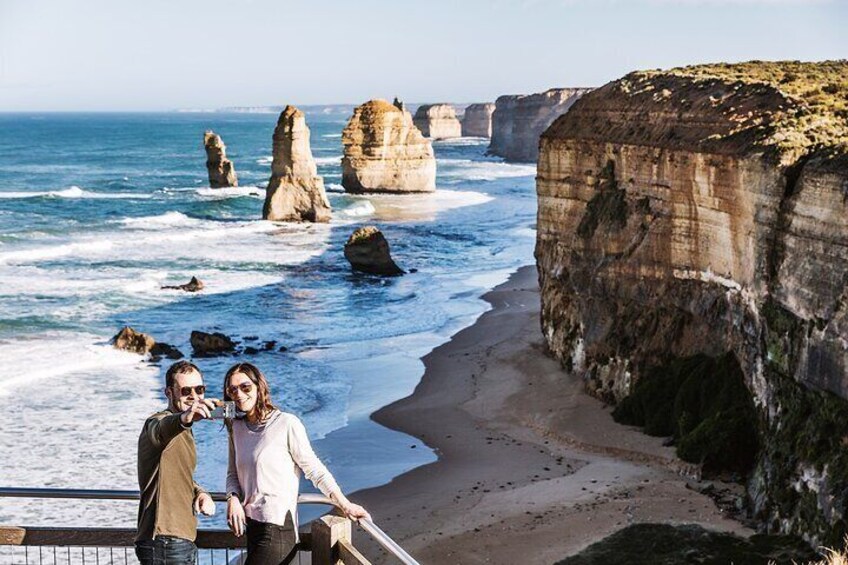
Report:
224,362,369,565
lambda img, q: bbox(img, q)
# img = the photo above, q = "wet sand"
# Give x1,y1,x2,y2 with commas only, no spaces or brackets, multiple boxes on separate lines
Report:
352,265,752,564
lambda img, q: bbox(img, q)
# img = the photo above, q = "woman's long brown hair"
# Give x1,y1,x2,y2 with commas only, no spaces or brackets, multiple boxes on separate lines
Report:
223,362,278,429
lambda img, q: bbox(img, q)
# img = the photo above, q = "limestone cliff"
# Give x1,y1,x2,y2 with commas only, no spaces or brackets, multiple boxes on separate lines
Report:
203,131,238,187
342,100,436,193
263,106,331,222
462,103,495,138
412,103,462,139
535,61,848,545
489,88,592,162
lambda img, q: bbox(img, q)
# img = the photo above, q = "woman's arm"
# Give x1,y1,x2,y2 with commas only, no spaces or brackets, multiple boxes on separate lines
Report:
226,431,247,536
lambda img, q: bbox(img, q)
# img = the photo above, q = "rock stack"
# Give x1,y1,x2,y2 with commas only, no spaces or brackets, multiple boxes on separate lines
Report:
535,60,848,545
203,131,238,187
489,88,591,162
412,104,462,139
342,100,436,193
263,106,331,222
343,226,403,276
461,103,495,138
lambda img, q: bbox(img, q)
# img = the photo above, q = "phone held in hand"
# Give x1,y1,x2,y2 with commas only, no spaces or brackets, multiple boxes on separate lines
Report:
210,401,237,420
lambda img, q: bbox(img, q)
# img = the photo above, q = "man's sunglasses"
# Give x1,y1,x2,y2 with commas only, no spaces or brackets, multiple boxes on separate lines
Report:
227,382,254,396
176,385,206,396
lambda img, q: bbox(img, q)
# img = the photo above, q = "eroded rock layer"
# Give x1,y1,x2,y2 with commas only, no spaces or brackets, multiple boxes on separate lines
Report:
412,103,462,139
535,61,848,545
263,106,331,222
342,100,436,193
204,131,238,188
462,103,495,138
489,88,592,162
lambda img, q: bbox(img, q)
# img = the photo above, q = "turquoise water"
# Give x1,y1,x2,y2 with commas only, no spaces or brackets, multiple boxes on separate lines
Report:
0,110,537,529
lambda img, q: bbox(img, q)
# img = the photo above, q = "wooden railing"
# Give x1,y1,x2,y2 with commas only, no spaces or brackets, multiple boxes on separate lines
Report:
0,488,416,565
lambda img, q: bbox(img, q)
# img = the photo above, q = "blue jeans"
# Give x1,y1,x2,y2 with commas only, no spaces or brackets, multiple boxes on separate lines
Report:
135,536,197,564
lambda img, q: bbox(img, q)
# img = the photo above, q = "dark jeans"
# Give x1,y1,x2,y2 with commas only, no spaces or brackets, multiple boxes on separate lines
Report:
135,536,197,565
245,514,297,565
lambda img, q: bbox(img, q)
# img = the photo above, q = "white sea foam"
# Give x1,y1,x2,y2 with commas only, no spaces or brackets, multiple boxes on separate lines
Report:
438,158,536,181
256,155,274,165
0,186,151,200
195,185,264,198
337,200,376,218
314,156,342,166
322,133,342,138
119,211,203,229
326,183,344,193
339,189,492,222
432,137,488,146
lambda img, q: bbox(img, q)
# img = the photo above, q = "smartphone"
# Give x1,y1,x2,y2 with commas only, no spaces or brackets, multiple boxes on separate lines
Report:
210,401,237,420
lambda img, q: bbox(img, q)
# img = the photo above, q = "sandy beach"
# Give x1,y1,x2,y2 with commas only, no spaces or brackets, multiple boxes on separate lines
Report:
354,265,753,564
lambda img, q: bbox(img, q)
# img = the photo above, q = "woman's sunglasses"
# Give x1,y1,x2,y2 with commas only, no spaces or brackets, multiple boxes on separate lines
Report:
227,382,254,396
177,385,206,396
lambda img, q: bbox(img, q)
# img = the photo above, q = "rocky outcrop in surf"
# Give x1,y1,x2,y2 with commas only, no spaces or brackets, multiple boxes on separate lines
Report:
111,326,183,360
489,88,591,162
462,103,496,138
161,276,204,292
262,106,331,222
203,131,238,188
343,226,404,276
190,330,236,356
413,104,462,139
535,60,848,545
342,100,436,193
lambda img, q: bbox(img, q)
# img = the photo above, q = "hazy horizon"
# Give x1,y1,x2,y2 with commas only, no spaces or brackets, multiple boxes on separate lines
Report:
1,0,845,112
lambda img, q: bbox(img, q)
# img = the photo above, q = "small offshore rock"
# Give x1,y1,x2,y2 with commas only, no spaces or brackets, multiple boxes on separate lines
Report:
112,326,155,355
161,276,204,292
262,340,277,350
243,346,260,355
190,330,236,356
413,103,462,139
204,131,238,188
343,226,404,276
150,342,184,360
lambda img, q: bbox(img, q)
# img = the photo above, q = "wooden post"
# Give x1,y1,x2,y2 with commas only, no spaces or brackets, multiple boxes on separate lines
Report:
311,515,351,565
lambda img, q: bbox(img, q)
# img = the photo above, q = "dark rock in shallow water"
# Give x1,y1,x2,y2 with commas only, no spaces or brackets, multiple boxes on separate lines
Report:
190,331,236,356
112,326,154,355
343,226,404,276
557,523,817,565
262,341,277,351
243,346,260,355
161,276,204,292
149,342,183,361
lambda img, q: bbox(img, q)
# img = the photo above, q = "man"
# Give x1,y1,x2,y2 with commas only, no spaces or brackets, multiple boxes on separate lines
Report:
135,360,217,564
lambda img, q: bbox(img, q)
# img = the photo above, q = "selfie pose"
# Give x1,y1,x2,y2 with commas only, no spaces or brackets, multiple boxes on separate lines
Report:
224,362,370,565
135,360,218,565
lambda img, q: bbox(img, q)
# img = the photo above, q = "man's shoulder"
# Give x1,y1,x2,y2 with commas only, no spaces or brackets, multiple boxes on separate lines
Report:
146,409,173,421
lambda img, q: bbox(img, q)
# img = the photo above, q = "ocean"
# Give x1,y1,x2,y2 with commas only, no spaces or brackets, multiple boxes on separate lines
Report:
0,110,537,532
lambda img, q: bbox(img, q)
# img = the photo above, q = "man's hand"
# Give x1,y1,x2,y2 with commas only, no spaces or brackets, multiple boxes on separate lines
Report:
180,398,216,426
227,496,247,537
194,492,215,516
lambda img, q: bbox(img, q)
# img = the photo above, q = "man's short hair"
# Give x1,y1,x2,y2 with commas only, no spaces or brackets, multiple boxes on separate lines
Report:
165,360,201,389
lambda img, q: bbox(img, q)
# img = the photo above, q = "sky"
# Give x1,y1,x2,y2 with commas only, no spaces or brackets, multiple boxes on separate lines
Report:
0,0,845,111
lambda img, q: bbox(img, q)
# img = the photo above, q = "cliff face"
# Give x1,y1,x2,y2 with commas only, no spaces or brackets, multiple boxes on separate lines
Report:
462,103,495,137
535,61,848,545
489,88,592,162
342,99,436,193
413,104,462,139
204,131,238,187
263,106,331,222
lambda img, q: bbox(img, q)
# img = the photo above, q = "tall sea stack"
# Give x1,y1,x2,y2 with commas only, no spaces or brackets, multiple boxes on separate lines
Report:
341,99,436,193
203,131,238,188
412,104,462,139
462,103,495,138
535,60,848,545
263,106,331,222
489,88,591,162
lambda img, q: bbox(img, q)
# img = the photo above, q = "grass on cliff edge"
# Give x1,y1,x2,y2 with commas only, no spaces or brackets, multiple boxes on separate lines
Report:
645,60,848,155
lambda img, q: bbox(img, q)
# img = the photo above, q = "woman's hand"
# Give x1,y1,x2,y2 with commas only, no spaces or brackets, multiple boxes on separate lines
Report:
339,500,371,522
227,496,247,537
